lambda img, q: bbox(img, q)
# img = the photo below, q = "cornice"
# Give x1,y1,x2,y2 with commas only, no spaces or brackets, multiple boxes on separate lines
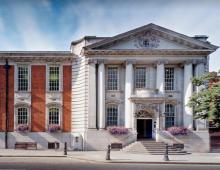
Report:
84,49,213,56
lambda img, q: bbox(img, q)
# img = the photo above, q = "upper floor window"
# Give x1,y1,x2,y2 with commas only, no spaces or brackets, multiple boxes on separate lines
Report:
165,67,175,91
48,107,60,125
165,104,175,128
17,107,28,125
49,66,60,91
17,65,29,91
106,105,118,126
135,67,146,88
107,67,118,90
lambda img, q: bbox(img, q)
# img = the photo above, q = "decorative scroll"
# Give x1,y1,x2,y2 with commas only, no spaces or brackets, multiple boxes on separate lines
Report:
134,109,154,118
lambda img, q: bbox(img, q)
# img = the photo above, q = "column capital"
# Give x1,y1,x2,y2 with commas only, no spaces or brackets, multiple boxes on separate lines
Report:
86,58,97,65
157,59,168,65
126,59,136,65
97,59,106,64
184,59,205,65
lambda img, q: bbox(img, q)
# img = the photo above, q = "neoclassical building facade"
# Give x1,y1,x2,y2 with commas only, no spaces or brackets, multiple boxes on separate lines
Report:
0,23,218,151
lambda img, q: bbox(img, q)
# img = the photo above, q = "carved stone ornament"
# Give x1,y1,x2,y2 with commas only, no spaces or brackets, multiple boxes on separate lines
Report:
134,32,160,49
134,109,154,118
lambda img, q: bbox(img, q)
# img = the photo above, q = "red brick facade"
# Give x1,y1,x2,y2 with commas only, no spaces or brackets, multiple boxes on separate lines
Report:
63,66,72,132
31,66,46,132
0,65,72,133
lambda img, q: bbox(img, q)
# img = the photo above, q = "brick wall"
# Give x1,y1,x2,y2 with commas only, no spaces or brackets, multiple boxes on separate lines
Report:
31,66,46,132
62,65,72,132
0,66,6,131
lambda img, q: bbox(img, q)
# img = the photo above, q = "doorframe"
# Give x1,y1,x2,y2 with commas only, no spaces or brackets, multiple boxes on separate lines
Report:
136,118,153,139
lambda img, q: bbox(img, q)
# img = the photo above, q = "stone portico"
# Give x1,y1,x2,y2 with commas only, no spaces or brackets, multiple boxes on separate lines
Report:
70,23,218,151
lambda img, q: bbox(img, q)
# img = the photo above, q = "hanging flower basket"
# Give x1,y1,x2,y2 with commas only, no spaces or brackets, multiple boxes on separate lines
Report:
167,126,188,136
16,124,29,132
107,126,129,135
48,124,61,133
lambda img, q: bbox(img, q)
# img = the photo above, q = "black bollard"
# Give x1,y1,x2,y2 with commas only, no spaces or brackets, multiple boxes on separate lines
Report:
106,144,111,160
64,142,67,155
163,144,169,161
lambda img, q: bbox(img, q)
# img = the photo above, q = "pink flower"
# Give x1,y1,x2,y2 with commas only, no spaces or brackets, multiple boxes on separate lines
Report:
107,126,128,135
48,124,61,132
167,126,188,136
16,124,29,132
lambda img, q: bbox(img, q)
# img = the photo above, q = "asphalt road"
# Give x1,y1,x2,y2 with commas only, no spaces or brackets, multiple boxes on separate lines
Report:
0,157,220,170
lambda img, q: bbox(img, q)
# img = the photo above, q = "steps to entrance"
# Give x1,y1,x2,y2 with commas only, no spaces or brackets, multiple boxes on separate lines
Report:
121,140,188,155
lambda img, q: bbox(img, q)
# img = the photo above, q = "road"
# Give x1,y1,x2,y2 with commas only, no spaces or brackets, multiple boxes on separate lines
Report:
0,157,220,170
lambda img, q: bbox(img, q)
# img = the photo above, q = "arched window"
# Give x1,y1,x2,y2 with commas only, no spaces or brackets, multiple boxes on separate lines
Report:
106,105,118,126
165,104,175,128
17,107,28,125
48,107,60,125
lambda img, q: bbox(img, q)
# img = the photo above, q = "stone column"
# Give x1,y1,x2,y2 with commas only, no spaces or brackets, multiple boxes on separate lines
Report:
125,60,134,129
98,60,105,129
183,61,193,129
195,62,207,130
88,59,97,129
156,61,165,94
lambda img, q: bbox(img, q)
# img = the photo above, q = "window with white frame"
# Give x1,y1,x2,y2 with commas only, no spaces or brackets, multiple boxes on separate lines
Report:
106,105,118,126
48,107,60,125
49,66,60,91
17,65,29,91
17,107,28,125
165,104,175,128
165,67,175,91
107,67,118,90
135,67,146,88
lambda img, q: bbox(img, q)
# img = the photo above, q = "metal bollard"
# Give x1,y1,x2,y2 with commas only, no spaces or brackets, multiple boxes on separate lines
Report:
106,144,111,160
64,142,67,155
163,144,169,161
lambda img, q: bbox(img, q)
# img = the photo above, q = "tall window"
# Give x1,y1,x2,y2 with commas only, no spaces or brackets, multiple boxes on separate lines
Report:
107,67,118,90
17,107,28,125
49,66,60,91
106,105,118,126
165,67,175,91
18,66,29,91
135,67,146,88
165,104,175,128
49,107,60,125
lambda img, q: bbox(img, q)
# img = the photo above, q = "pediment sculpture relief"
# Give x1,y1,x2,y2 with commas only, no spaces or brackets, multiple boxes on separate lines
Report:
134,109,154,118
134,32,160,49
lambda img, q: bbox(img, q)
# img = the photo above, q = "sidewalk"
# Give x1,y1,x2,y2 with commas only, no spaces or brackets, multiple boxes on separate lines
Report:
0,149,66,157
68,151,220,165
0,149,220,165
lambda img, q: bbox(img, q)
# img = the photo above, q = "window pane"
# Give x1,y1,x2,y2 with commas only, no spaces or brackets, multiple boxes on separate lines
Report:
165,67,174,91
165,104,175,128
135,67,146,88
49,67,59,91
107,67,118,90
17,107,28,124
107,105,118,126
49,107,59,125
18,66,28,91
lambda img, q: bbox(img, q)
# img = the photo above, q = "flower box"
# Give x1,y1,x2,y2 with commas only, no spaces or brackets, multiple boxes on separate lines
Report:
16,124,29,132
107,126,128,135
48,124,61,133
167,126,188,136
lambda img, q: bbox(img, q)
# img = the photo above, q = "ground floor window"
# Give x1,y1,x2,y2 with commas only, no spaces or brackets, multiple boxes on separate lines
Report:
165,104,175,128
48,107,60,125
106,105,118,126
17,107,28,125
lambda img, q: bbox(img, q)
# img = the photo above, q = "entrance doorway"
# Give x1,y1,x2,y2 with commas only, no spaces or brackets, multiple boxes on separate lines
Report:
137,119,152,139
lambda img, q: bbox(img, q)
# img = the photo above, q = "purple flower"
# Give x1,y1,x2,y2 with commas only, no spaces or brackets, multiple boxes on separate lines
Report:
167,126,188,136
48,124,61,133
107,126,128,135
16,124,29,132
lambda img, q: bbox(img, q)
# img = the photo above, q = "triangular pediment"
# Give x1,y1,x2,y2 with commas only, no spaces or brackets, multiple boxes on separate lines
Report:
84,23,218,51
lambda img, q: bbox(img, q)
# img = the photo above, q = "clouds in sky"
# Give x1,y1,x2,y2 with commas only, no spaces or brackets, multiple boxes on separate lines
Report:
0,0,219,71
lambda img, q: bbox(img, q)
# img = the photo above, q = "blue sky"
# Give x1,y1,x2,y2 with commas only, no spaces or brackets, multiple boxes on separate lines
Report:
0,0,219,71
